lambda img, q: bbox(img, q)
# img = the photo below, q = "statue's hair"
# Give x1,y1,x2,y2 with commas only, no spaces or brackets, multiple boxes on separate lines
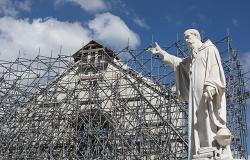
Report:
184,29,201,40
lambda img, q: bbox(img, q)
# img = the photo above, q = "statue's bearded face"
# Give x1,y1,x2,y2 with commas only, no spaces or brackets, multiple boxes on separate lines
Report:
184,33,200,51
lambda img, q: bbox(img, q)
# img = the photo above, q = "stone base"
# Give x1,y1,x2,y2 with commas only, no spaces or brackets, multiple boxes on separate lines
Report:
192,147,217,160
192,147,234,160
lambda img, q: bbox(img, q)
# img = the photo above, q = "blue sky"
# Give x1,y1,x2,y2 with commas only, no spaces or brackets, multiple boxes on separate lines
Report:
0,0,250,154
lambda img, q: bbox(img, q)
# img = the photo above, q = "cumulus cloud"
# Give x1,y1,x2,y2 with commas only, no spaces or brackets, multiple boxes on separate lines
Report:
133,16,150,30
55,0,108,13
88,12,140,49
0,13,140,61
0,17,91,60
0,0,31,17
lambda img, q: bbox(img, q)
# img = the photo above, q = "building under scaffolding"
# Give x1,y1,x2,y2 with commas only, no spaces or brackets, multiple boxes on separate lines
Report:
0,37,248,159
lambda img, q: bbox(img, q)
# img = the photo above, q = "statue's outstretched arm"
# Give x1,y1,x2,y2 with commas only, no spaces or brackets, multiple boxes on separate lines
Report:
147,42,182,68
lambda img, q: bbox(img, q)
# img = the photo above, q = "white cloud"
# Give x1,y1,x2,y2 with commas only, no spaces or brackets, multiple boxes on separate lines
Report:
0,0,31,17
0,0,17,16
0,17,91,60
55,0,108,13
0,13,140,61
88,12,140,49
133,16,150,30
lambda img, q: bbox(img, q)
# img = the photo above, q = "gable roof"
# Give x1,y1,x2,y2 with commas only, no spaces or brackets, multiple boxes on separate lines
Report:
72,40,119,62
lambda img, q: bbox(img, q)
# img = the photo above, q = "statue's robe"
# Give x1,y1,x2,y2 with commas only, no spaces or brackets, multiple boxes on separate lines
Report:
163,40,229,159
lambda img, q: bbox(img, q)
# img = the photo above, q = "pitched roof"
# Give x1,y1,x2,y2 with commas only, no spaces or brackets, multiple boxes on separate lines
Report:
72,40,118,62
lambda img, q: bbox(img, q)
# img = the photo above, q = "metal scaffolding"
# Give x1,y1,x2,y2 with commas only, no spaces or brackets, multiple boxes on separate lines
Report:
0,37,248,159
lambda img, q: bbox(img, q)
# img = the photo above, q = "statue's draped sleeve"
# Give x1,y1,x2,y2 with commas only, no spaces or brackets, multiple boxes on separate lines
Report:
204,45,226,95
204,45,227,125
174,58,191,101
162,52,190,101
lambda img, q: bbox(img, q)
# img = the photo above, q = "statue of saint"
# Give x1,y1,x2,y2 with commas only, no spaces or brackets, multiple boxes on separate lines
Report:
148,29,233,160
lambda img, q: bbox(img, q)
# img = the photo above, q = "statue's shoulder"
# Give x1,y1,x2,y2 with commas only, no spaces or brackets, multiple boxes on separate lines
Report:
201,40,222,62
199,40,216,51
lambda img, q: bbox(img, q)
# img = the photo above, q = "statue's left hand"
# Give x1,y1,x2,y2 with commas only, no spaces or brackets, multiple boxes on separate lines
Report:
203,86,216,102
203,92,210,103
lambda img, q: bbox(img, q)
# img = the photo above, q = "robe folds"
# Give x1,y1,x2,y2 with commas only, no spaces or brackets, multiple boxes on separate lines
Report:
163,40,227,160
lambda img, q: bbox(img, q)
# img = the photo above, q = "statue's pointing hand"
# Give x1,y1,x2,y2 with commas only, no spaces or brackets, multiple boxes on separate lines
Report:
147,42,163,56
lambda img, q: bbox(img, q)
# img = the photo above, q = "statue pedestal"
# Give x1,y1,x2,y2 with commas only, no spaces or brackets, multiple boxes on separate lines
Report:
192,127,234,160
192,147,234,160
192,147,218,160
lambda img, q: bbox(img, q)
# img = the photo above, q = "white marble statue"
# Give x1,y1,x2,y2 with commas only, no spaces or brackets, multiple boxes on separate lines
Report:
147,29,233,160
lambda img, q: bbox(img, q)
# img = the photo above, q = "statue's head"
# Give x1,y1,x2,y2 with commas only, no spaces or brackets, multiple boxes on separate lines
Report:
184,29,202,51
